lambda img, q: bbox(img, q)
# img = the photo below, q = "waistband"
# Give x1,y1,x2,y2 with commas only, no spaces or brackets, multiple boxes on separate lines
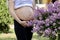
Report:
14,4,33,9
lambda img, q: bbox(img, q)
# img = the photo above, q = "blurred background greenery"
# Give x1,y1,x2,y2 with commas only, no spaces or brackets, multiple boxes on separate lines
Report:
0,0,13,33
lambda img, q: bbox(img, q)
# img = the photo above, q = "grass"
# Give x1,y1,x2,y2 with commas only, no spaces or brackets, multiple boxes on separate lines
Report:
0,29,16,40
0,33,49,40
0,33,16,40
32,33,49,40
0,28,49,40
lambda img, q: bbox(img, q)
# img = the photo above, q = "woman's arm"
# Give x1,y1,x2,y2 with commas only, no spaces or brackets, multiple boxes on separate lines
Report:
32,0,36,9
8,0,22,24
8,0,29,27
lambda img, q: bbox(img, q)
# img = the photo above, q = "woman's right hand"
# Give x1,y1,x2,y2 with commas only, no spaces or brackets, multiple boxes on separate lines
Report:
20,21,28,27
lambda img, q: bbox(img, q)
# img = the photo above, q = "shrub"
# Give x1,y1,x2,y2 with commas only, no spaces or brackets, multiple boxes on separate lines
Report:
27,1,60,40
0,0,13,33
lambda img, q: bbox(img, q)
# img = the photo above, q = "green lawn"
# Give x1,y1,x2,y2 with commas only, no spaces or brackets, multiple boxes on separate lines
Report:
0,33,49,40
0,28,49,40
0,32,16,40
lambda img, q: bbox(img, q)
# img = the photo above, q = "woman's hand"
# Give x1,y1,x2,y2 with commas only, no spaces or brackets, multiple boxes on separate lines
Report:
20,21,29,27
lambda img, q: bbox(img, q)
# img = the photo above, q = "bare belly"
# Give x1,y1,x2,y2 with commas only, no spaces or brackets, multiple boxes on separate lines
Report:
15,7,34,21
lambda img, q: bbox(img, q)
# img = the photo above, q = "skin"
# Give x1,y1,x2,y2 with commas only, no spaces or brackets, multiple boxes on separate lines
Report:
15,7,34,21
8,0,35,27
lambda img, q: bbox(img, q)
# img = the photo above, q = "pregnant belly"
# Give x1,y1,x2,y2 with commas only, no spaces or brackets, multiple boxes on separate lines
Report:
15,7,34,21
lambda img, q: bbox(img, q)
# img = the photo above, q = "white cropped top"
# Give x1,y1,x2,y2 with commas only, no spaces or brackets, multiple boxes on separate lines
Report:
14,0,33,9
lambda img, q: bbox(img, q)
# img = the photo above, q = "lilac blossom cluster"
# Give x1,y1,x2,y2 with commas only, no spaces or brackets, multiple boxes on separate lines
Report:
27,1,60,38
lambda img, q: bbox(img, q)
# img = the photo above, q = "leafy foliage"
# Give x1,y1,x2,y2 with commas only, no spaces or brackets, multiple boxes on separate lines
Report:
0,0,13,33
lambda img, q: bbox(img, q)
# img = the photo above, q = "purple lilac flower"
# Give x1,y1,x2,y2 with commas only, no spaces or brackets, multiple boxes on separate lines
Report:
39,17,43,20
57,13,60,19
54,1,58,6
53,23,56,26
54,1,60,8
33,20,39,24
47,3,53,8
40,26,44,29
32,25,40,32
44,29,51,35
56,8,60,12
44,28,51,37
49,16,56,21
52,13,58,19
45,23,50,27
54,1,59,8
57,12,60,17
45,18,50,23
38,8,46,14
58,27,60,30
57,22,60,24
37,20,45,26
54,1,60,12
52,31,56,35
49,21,53,24
38,13,42,17
47,3,54,13
34,10,39,18
53,15,58,19
27,21,33,26
52,7,57,12
47,8,53,13
54,29,57,32
47,28,51,32
30,20,33,23
45,18,51,26
52,31,56,37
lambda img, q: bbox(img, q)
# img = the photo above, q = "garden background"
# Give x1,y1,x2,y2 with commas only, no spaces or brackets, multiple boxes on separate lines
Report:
0,0,58,40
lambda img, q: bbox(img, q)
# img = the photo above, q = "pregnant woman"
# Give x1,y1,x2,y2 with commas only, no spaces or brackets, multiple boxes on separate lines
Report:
8,0,35,40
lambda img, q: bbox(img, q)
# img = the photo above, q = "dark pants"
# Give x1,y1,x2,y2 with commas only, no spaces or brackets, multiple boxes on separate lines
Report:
14,20,33,40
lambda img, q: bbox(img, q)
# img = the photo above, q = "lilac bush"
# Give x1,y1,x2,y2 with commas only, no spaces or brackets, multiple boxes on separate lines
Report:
27,1,60,38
